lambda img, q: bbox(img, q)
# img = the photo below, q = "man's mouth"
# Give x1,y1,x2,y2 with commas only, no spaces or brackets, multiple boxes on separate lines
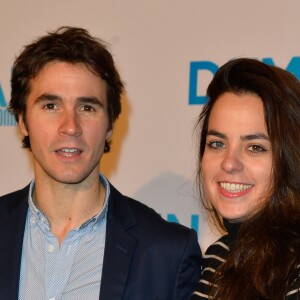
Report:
55,148,82,156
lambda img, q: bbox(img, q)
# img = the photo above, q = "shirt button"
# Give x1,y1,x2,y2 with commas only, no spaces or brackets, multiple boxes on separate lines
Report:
30,217,36,225
49,298,55,300
48,245,55,253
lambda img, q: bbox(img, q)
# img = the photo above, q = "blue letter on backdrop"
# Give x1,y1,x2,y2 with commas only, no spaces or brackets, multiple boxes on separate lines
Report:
263,56,300,80
188,61,218,105
166,214,199,234
189,56,300,106
0,84,6,107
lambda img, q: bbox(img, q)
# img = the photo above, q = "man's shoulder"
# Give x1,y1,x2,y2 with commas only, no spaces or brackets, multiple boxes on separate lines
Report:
110,184,196,242
0,185,29,211
127,196,185,228
124,195,201,256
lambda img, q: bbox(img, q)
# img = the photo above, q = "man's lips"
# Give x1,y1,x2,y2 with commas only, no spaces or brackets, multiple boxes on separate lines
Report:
55,148,82,157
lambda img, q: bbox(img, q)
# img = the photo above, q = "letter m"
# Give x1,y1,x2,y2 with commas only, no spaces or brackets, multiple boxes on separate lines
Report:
263,56,300,80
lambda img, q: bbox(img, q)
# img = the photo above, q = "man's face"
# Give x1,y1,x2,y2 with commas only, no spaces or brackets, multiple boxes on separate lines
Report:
19,61,112,186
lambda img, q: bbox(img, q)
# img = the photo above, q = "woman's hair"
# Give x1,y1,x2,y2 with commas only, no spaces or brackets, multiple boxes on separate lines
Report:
9,26,124,153
197,58,300,299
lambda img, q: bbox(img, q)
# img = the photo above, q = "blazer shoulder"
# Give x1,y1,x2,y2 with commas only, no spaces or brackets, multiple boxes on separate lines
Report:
124,194,196,241
0,185,30,212
109,183,201,255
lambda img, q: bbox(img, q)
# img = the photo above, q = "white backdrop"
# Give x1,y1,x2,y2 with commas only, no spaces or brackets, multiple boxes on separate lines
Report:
1,0,300,252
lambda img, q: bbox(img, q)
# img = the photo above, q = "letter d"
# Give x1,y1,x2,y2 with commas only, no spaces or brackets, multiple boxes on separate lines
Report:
188,61,219,105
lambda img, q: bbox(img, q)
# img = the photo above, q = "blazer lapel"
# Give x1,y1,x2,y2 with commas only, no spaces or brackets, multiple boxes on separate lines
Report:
0,186,29,299
100,184,137,300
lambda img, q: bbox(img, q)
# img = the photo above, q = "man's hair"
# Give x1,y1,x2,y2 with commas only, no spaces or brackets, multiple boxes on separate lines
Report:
9,26,124,152
196,58,300,299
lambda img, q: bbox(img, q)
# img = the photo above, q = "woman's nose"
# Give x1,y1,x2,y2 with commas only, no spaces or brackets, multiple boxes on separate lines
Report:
221,149,244,174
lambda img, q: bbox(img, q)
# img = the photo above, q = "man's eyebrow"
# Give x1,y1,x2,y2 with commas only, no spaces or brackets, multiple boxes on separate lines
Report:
35,93,62,102
77,96,104,107
34,94,104,107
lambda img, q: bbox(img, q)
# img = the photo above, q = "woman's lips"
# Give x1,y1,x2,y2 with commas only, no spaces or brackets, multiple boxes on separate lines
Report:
218,181,254,198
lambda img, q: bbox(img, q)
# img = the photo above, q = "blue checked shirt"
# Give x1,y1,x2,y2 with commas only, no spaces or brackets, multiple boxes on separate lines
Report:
18,174,110,300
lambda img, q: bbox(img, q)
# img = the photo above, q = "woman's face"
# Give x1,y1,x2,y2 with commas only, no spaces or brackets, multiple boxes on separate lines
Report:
201,92,273,223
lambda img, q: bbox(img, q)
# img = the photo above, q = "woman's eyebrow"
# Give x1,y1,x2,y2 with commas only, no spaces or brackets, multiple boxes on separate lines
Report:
241,133,270,141
207,130,270,141
206,130,226,139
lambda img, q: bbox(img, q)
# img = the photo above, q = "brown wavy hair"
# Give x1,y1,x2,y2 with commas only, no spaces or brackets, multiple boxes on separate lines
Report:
197,58,300,299
9,26,124,153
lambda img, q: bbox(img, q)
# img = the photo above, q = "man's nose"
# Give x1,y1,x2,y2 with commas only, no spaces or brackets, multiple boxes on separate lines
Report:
58,110,82,137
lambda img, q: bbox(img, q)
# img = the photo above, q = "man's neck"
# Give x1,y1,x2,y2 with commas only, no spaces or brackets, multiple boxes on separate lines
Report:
33,175,105,244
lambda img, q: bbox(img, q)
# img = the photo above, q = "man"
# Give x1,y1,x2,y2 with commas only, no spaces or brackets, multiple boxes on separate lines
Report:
1,26,201,299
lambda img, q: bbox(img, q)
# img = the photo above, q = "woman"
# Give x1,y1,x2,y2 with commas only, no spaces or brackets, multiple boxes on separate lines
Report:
192,58,300,299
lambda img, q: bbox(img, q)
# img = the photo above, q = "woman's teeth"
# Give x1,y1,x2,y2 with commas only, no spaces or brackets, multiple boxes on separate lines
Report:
220,182,252,193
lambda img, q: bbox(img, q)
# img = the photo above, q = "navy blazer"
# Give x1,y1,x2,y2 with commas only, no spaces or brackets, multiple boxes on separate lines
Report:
0,183,202,300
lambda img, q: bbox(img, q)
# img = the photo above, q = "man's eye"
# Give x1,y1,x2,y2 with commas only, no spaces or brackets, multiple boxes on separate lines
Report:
44,103,56,110
81,105,95,112
207,141,224,149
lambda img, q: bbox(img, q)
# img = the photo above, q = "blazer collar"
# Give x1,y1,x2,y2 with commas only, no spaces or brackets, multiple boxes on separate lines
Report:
100,183,138,299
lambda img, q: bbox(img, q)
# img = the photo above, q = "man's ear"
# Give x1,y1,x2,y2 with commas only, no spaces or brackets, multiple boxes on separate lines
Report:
18,114,29,136
106,128,113,140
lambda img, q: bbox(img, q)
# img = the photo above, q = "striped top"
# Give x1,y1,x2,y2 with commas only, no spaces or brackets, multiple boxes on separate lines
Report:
192,220,300,299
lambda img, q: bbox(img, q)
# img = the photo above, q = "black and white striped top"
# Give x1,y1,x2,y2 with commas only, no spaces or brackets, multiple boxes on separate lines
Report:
192,220,300,299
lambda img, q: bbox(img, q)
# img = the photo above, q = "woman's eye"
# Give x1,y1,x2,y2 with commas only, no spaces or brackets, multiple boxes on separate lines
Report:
207,141,224,149
248,145,266,153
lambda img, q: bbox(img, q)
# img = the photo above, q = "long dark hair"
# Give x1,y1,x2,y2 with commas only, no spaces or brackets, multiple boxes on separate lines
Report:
197,58,300,299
